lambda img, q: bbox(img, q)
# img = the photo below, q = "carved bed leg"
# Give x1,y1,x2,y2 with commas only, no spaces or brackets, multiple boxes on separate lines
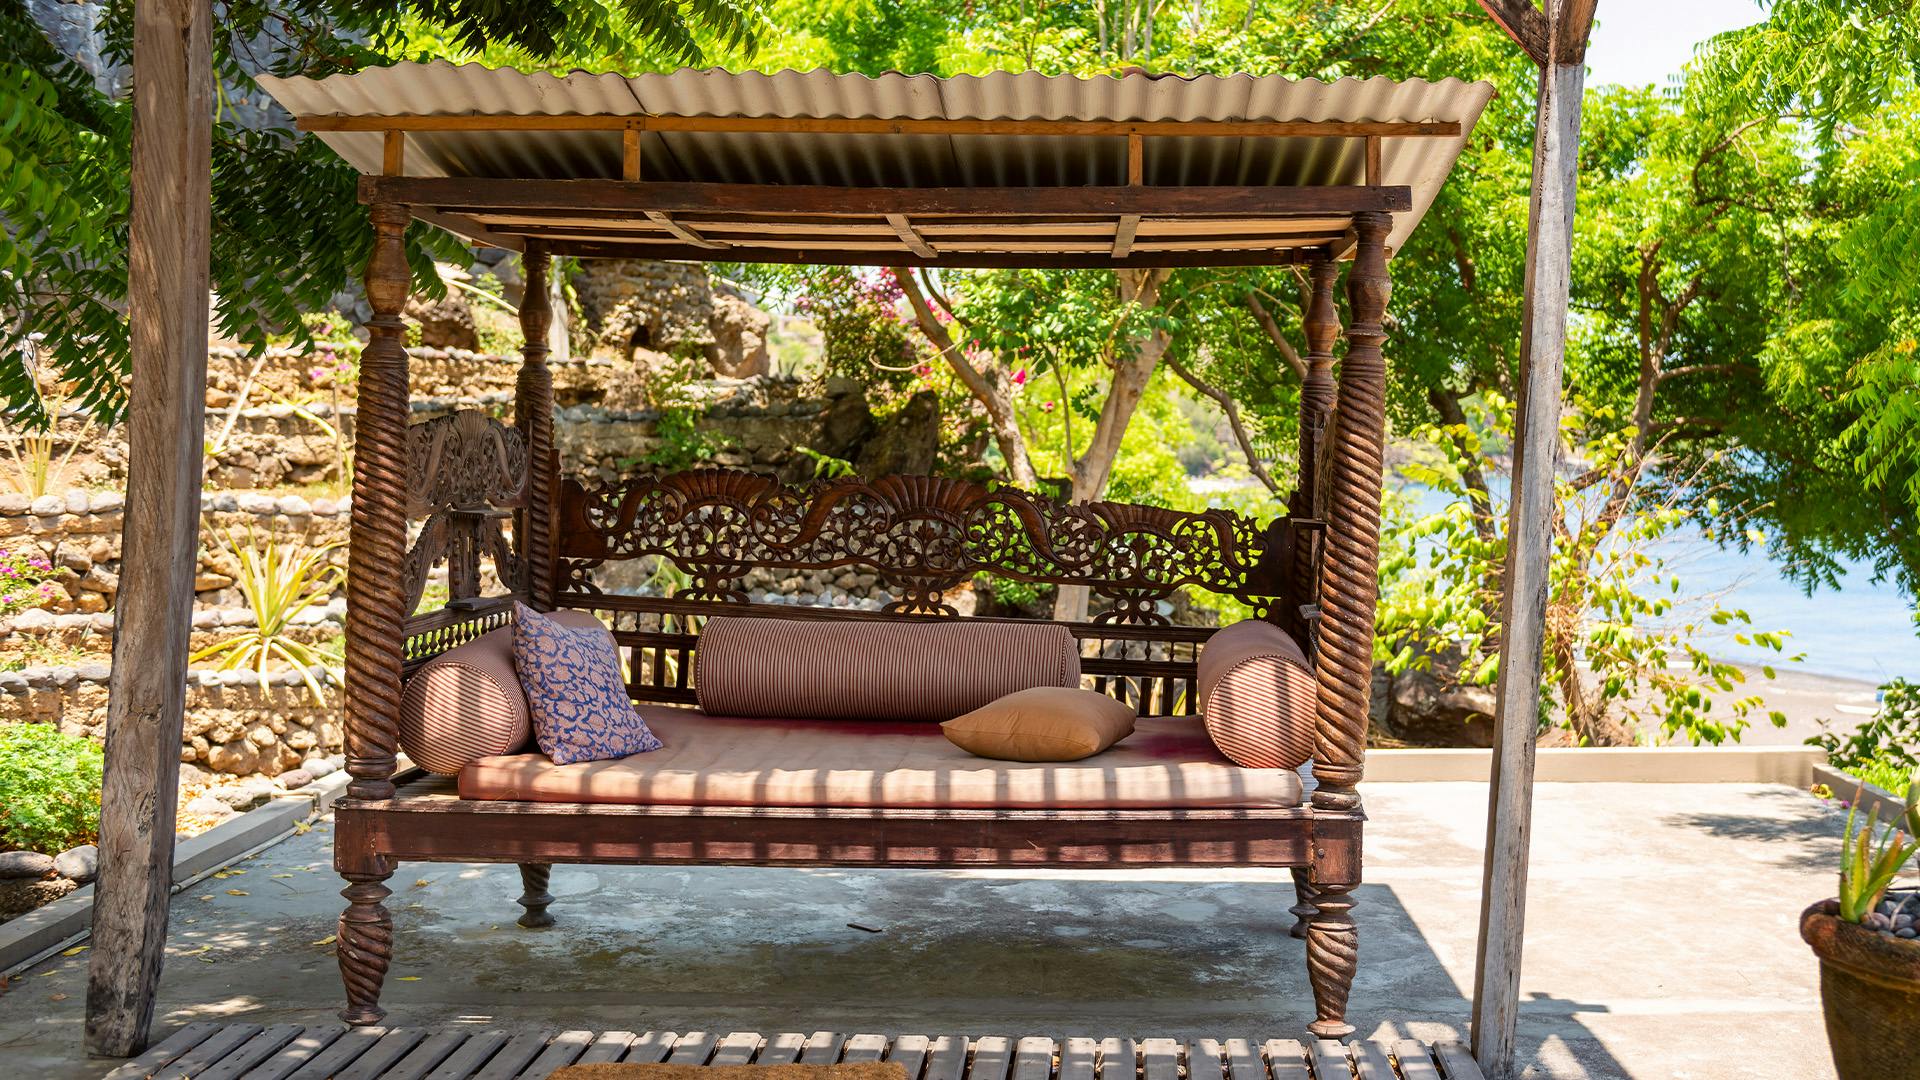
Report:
1305,883,1358,1039
1289,867,1320,940
338,867,394,1026
516,863,556,928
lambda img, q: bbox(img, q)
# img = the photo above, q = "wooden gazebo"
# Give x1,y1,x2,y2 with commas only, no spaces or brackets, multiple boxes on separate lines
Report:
238,61,1494,1038
91,5,1602,1077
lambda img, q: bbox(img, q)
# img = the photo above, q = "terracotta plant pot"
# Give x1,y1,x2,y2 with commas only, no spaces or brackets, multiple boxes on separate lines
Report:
1801,899,1920,1080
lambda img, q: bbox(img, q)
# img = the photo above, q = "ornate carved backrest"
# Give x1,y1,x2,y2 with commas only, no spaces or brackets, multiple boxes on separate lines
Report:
402,410,529,614
554,468,1320,631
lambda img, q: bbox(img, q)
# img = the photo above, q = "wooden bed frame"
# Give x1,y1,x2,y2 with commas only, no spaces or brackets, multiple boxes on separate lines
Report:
331,134,1397,1040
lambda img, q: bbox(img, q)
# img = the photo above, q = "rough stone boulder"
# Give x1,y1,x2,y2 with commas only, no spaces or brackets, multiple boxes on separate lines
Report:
855,390,941,478
405,294,481,351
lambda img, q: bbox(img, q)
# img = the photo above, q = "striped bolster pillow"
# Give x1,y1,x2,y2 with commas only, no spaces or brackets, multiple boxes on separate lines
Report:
1196,619,1318,770
695,616,1081,722
399,608,614,775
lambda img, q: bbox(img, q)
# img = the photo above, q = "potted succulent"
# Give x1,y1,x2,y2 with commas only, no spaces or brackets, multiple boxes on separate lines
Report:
1802,774,1920,1080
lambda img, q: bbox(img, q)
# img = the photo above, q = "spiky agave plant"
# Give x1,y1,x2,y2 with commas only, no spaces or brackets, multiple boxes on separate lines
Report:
189,530,345,703
1836,774,1920,924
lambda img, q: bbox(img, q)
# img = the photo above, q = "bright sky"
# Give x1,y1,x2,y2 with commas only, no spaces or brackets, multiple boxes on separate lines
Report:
1583,0,1769,89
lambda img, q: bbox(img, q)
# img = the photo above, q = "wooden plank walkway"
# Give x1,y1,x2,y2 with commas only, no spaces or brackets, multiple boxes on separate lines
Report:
99,1027,1485,1080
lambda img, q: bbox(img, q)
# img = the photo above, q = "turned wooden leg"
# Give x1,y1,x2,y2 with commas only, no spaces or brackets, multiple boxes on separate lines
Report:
516,863,556,928
1305,883,1358,1038
337,869,394,1026
1289,867,1320,940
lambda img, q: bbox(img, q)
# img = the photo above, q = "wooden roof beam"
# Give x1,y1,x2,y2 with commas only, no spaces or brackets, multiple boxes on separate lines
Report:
304,114,1462,138
528,240,1319,270
362,177,1413,218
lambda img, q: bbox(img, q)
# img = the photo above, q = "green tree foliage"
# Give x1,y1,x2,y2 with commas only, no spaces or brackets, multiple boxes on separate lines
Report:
0,0,764,425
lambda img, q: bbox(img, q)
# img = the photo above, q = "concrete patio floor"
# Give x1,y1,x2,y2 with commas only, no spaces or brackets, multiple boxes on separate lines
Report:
0,781,1841,1080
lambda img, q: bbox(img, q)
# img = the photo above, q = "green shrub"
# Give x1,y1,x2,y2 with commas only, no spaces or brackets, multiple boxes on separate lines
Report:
0,722,103,854
1811,678,1920,793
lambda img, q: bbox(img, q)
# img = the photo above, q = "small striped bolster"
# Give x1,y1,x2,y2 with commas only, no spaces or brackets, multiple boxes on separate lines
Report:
695,616,1081,722
1196,619,1318,770
399,609,613,775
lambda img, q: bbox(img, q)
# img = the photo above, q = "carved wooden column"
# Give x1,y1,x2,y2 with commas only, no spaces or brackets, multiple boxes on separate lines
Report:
343,203,411,802
517,243,557,609
1295,255,1341,516
336,203,409,1026
1304,210,1392,1040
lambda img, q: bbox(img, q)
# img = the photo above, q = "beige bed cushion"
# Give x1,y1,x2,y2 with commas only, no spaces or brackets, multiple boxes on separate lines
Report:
1196,619,1318,771
693,616,1080,722
399,608,613,776
941,687,1136,762
458,705,1302,809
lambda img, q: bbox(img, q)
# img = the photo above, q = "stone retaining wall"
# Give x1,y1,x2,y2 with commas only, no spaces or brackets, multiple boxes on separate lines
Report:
1,664,342,777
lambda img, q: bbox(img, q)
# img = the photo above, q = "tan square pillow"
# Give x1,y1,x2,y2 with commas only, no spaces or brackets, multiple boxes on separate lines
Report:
941,687,1137,762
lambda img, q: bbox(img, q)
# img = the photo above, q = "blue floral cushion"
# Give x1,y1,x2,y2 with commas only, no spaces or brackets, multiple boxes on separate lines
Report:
512,603,662,765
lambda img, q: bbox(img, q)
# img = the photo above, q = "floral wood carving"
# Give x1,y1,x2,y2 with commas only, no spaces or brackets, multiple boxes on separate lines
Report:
554,468,1318,626
403,410,529,613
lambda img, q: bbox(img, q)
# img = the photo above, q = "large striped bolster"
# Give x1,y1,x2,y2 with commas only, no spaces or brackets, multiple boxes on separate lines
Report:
694,616,1081,722
1196,619,1318,770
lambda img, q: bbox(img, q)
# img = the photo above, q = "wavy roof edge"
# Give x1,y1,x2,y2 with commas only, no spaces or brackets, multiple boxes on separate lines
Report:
257,61,1496,258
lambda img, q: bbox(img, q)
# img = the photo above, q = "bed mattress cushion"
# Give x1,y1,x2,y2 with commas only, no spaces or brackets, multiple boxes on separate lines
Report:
457,706,1303,810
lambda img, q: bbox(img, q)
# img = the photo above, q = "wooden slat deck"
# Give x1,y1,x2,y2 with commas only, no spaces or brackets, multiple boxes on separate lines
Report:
101,1028,1485,1080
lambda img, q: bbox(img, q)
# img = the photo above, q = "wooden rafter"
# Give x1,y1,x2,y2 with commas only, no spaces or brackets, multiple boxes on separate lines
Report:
1112,216,1141,258
1475,0,1550,64
884,214,936,258
642,210,725,249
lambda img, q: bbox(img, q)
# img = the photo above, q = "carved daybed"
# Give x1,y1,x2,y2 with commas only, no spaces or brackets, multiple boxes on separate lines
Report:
259,62,1494,1042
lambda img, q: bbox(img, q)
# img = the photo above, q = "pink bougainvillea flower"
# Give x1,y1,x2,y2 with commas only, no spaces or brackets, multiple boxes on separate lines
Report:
1012,368,1029,387
1041,401,1057,413
914,363,934,378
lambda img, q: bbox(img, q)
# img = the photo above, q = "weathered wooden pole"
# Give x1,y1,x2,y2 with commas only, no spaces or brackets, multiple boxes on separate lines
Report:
1468,3,1596,1077
84,0,213,1056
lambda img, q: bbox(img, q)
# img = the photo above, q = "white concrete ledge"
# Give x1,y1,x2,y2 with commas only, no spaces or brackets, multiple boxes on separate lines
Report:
1811,762,1912,822
1365,745,1822,785
0,768,352,978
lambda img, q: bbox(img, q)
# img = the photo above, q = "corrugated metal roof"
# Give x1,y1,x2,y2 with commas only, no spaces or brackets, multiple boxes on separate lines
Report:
258,62,1494,255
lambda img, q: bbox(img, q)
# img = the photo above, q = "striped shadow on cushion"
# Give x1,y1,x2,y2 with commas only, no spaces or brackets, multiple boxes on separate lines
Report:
1196,618,1317,770
694,616,1081,722
399,608,614,776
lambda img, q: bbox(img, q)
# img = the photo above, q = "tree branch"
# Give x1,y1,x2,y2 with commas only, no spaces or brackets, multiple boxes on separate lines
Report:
1243,292,1308,381
1168,353,1280,495
890,266,1039,489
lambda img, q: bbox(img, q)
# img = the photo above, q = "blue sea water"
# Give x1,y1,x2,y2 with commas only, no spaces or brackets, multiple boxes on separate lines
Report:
1387,481,1920,686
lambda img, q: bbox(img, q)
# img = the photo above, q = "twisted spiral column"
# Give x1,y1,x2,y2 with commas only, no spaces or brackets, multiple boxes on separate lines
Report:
338,871,394,1025
517,245,557,609
1312,212,1393,809
1295,255,1341,517
342,203,412,803
1287,866,1320,940
1305,883,1359,1037
516,863,556,928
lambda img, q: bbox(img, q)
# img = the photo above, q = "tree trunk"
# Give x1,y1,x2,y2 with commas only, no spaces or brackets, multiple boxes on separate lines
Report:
85,0,212,1057
1472,3,1596,1070
1051,268,1173,621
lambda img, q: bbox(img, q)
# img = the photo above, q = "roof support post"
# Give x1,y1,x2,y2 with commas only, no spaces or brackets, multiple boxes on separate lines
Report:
1295,256,1341,517
1305,210,1391,1041
342,204,412,806
335,202,411,1028
1471,3,1596,1077
517,243,558,609
84,0,212,1056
